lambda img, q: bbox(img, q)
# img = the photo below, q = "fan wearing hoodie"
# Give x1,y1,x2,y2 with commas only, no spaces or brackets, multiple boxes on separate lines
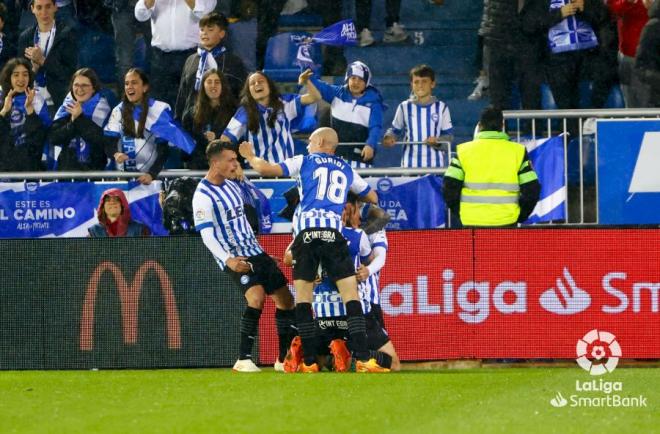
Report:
309,61,384,168
88,188,151,237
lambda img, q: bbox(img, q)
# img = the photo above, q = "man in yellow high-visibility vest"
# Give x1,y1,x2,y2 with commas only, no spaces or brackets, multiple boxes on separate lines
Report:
443,107,541,227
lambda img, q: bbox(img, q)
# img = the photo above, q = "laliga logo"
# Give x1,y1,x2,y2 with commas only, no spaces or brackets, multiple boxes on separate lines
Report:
576,329,621,376
80,260,181,350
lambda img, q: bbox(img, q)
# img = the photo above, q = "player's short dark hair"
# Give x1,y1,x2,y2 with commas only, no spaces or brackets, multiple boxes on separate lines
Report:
199,12,229,30
206,140,237,160
409,64,435,82
347,192,359,204
479,106,504,132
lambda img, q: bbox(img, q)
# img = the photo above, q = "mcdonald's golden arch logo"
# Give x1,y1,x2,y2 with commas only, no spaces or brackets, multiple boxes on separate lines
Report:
80,260,182,350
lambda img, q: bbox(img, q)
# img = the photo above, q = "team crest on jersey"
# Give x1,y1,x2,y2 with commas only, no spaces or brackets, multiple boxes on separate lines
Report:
10,108,24,123
195,209,205,220
431,113,439,122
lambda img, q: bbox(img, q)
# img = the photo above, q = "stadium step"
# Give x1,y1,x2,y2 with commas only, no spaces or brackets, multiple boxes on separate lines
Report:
375,82,476,103
344,45,475,76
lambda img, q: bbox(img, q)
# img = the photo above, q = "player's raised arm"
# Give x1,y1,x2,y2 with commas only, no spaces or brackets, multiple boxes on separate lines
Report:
239,141,284,177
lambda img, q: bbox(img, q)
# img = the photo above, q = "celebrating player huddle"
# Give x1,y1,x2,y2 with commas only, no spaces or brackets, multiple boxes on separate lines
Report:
193,126,396,373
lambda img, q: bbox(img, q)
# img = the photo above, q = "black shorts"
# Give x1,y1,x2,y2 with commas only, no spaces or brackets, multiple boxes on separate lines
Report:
370,303,387,331
290,228,355,282
315,312,390,353
315,316,348,356
225,252,288,295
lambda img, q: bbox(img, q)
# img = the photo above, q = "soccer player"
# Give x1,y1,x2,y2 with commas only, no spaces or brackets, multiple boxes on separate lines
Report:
354,208,400,371
382,64,453,168
239,127,388,373
281,195,397,373
356,210,388,325
192,140,296,372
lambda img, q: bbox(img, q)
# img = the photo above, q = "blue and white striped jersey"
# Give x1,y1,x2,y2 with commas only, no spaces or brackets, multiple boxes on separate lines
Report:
314,227,372,318
388,98,453,168
223,94,302,163
279,152,372,235
363,229,388,306
192,178,264,270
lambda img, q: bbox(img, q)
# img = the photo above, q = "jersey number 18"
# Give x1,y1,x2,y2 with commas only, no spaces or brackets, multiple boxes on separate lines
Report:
313,167,348,204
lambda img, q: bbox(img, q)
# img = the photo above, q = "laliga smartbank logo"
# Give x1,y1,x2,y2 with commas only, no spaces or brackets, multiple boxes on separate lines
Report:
549,330,648,408
576,329,621,375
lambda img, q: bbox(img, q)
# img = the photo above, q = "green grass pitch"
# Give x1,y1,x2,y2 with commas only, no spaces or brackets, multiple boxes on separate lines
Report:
0,368,657,433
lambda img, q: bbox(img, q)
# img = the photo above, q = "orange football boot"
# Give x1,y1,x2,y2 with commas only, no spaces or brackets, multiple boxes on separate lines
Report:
329,339,352,372
283,336,302,373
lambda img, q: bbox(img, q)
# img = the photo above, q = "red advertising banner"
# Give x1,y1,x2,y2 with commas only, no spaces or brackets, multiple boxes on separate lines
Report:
258,229,660,363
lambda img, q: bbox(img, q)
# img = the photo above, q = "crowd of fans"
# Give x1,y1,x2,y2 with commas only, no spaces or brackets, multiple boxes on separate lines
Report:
0,0,658,179
471,0,659,110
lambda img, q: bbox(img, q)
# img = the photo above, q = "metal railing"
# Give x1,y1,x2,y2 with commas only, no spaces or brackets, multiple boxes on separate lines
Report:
0,139,451,180
503,108,660,224
0,167,447,181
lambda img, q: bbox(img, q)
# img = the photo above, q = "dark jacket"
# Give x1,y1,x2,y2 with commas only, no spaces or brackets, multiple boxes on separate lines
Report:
0,32,17,71
635,1,660,105
17,20,78,109
102,0,137,12
0,110,47,172
49,114,109,171
174,45,247,120
480,0,524,44
522,0,609,51
181,105,233,170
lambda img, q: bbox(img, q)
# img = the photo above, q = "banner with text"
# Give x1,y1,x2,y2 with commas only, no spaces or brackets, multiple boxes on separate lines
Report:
0,176,446,238
0,181,167,238
258,229,659,362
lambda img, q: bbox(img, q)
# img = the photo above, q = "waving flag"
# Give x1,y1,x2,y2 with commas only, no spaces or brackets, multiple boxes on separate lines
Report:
293,20,358,69
107,99,196,154
520,135,567,224
311,19,358,46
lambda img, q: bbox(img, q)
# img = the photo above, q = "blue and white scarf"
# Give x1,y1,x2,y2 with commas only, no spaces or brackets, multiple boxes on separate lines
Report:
194,45,226,91
548,0,598,54
53,92,112,163
1,91,51,147
236,178,272,234
105,98,195,154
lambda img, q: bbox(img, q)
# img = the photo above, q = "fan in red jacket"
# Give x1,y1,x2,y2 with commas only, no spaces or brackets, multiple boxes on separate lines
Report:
88,188,151,237
607,0,651,107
